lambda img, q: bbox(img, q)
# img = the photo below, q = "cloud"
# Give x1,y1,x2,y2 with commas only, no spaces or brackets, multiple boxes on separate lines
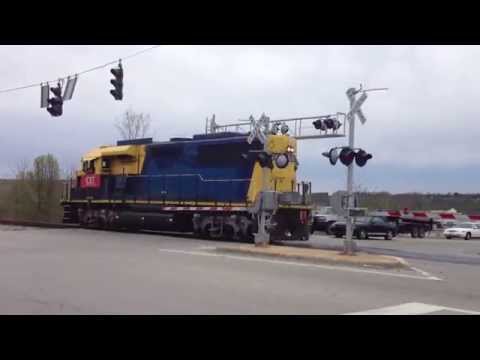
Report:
0,45,478,192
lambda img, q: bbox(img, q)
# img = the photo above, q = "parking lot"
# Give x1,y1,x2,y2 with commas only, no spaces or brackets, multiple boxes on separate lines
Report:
0,225,479,314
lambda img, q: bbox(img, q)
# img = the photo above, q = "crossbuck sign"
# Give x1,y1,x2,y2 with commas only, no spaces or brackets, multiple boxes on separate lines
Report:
247,114,268,144
347,89,368,125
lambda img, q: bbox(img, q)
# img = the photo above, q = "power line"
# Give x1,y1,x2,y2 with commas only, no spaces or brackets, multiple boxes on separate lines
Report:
0,45,161,95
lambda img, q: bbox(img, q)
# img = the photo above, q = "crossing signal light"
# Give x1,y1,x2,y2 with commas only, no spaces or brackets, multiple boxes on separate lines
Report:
313,118,342,131
257,151,273,169
46,83,63,117
355,149,373,167
110,62,123,100
322,148,340,165
323,147,373,167
339,147,356,166
313,119,327,130
324,117,342,130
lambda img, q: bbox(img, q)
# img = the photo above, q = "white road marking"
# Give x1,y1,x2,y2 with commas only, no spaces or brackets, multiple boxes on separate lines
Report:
346,302,480,315
197,246,217,251
157,248,441,281
410,266,442,281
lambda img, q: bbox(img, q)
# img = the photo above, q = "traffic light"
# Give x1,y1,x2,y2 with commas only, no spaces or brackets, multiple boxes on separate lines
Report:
355,149,373,167
339,147,356,166
46,83,63,117
257,151,273,169
110,62,123,100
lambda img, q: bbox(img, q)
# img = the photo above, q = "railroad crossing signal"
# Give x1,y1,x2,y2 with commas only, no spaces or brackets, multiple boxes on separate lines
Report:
313,117,342,131
322,146,373,167
347,87,368,124
46,83,63,117
110,61,123,100
247,115,267,144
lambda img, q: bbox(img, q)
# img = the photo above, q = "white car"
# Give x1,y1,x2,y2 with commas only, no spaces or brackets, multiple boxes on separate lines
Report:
443,222,480,240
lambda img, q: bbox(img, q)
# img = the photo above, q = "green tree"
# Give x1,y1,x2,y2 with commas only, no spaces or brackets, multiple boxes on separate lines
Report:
8,154,61,222
30,154,60,218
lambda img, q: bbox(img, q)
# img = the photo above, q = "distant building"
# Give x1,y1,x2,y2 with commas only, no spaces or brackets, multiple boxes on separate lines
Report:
310,192,330,207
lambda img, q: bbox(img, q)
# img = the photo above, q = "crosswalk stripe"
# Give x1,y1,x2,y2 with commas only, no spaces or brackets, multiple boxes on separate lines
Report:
346,302,480,315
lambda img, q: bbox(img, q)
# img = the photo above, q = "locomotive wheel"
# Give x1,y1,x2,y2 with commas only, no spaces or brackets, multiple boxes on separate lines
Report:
201,224,212,239
223,225,236,242
208,225,223,239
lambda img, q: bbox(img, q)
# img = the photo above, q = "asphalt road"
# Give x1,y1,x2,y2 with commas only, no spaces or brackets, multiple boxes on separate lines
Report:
0,225,479,314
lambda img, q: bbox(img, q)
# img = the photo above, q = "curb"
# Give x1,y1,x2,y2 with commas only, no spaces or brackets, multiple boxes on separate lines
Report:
215,245,409,269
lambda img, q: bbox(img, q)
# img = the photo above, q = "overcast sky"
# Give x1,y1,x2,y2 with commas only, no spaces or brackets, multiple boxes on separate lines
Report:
0,45,478,194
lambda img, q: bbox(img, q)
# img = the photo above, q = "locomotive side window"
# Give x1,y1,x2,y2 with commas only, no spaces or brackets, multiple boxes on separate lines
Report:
82,160,95,173
102,158,111,169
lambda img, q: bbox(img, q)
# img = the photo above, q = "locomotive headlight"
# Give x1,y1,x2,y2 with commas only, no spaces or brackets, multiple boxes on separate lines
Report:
287,146,295,153
275,154,289,168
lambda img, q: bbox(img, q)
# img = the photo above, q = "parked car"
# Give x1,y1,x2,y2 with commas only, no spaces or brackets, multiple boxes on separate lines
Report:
443,222,480,240
311,207,340,234
330,216,397,240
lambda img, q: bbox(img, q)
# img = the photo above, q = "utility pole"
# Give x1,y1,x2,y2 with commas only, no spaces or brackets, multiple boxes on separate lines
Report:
344,89,357,255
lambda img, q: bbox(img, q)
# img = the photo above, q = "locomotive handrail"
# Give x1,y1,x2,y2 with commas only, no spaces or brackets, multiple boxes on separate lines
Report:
206,113,347,139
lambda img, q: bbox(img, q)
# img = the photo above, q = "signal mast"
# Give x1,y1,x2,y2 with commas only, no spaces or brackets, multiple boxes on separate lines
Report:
207,86,387,253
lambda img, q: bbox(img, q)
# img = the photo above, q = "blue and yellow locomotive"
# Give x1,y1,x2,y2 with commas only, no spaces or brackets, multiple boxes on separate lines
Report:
61,128,312,242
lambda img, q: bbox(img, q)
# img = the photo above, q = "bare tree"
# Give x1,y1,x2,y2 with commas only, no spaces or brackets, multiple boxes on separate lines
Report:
115,109,152,140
